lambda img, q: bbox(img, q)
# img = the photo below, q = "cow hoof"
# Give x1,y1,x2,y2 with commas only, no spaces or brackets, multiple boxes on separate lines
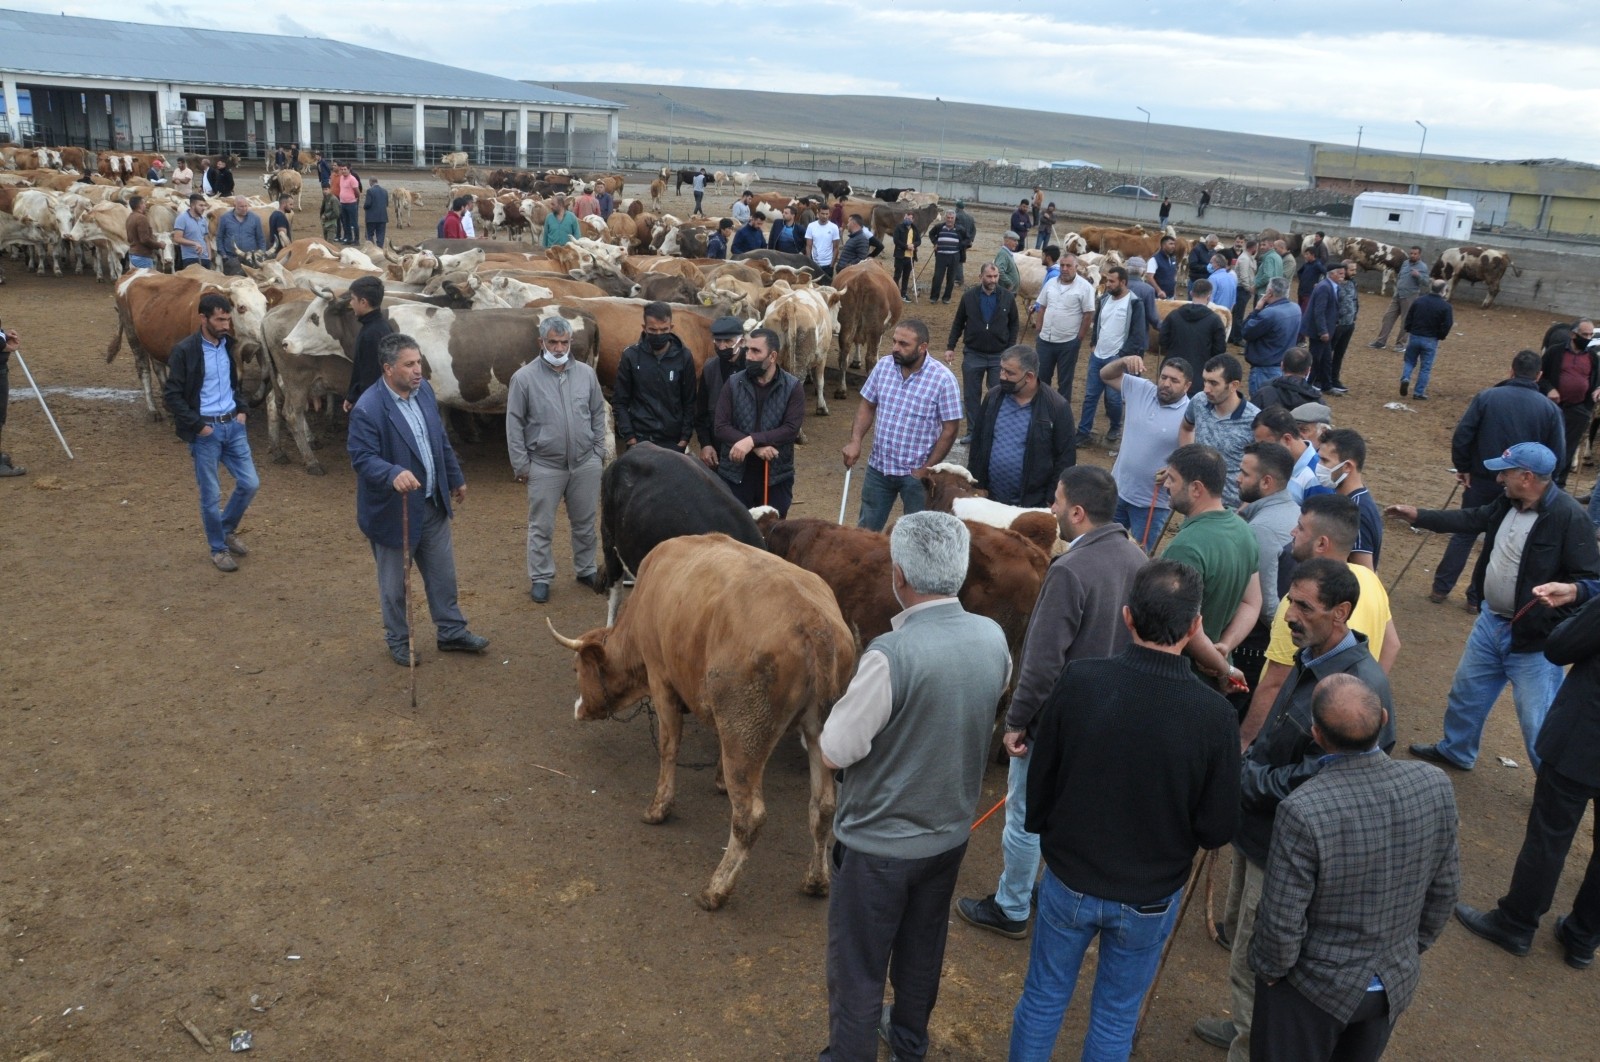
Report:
306,463,326,476
272,452,291,465
642,804,671,825
833,387,848,400
814,405,830,416
801,875,830,898
695,888,728,912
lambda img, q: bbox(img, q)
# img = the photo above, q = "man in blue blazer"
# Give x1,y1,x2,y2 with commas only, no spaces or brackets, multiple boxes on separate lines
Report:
348,332,489,666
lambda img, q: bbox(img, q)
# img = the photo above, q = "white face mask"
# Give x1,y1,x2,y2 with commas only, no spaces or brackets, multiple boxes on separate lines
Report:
1316,461,1349,490
542,348,569,367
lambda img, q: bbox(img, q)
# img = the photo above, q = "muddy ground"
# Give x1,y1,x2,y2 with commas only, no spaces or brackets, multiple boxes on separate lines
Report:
1,169,1595,1060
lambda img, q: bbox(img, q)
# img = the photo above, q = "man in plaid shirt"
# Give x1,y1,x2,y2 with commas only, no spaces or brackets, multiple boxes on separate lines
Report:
842,319,963,531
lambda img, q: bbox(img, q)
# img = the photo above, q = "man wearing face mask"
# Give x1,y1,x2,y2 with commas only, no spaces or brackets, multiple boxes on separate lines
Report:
967,346,1076,507
615,302,698,453
1315,429,1384,571
506,317,609,604
696,317,748,470
713,328,804,516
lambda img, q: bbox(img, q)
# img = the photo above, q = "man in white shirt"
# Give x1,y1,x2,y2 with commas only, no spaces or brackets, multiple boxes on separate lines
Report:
806,214,842,283
1030,253,1096,403
1076,266,1147,448
1099,354,1192,550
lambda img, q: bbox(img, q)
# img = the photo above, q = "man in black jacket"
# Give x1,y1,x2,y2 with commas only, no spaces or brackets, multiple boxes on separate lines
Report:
615,302,698,452
891,209,921,302
695,317,746,470
967,346,1075,506
1454,574,1600,970
162,292,260,573
343,276,393,411
1399,280,1455,400
944,263,1019,442
1250,346,1321,411
1433,350,1566,608
834,213,881,271
1391,442,1599,772
1159,278,1227,394
1538,319,1599,488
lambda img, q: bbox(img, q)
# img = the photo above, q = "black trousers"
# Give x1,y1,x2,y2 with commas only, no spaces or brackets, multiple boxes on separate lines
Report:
1252,976,1392,1062
894,255,914,296
930,258,957,302
1556,403,1594,488
1330,323,1356,386
821,840,967,1062
1231,287,1253,344
1498,764,1600,947
1308,337,1335,391
722,468,793,517
962,351,1002,431
1432,477,1503,601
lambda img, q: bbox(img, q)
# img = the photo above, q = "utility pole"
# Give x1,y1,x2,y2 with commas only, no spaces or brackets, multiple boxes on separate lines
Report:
1352,126,1363,190
1411,120,1427,195
935,97,948,199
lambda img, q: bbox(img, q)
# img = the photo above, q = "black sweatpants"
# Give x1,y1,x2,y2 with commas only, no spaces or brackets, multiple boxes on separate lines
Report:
1252,976,1391,1062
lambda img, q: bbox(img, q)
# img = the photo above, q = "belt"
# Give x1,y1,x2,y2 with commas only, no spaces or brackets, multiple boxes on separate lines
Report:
203,410,236,423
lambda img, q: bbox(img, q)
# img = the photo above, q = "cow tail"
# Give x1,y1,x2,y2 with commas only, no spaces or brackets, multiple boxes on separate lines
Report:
105,313,125,363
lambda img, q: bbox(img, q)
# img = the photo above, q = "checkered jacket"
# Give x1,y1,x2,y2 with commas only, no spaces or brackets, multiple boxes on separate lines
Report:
1250,751,1460,1023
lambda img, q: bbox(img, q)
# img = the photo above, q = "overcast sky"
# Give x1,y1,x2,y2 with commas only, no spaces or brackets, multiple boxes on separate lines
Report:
35,0,1600,163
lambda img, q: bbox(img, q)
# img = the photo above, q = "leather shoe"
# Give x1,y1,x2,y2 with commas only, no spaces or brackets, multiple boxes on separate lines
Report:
211,550,239,572
1409,742,1470,770
1193,1017,1235,1050
438,631,490,653
1455,903,1531,956
1428,591,1448,604
956,894,1029,939
224,532,250,557
530,581,550,603
389,644,418,667
1556,916,1595,970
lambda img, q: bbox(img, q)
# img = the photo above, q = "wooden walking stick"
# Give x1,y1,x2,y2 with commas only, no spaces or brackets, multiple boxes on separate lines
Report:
401,496,417,707
763,458,770,508
1132,847,1213,1050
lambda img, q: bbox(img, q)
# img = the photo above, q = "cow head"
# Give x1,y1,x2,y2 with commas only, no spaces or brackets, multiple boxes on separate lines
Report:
546,619,645,721
919,463,985,512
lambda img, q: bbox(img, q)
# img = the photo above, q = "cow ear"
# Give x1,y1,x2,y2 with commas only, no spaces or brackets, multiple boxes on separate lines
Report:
262,286,284,308
569,269,584,280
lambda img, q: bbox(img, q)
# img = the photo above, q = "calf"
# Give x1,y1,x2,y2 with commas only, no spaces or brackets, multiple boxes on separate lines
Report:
874,187,914,203
817,178,852,200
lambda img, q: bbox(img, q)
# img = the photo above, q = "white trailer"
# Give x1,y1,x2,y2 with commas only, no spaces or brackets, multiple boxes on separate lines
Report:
1351,192,1474,239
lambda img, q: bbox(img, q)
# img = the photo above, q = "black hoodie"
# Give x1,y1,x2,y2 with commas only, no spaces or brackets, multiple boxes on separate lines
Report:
1159,303,1227,393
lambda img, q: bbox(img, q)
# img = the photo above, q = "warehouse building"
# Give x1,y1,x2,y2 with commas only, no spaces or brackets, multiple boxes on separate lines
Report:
0,8,621,168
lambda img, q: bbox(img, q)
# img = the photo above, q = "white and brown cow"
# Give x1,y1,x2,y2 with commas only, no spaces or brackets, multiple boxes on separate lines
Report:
1432,246,1520,308
1343,238,1409,294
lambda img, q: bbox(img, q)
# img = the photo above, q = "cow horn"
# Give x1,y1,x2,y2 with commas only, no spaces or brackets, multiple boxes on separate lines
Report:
546,617,584,651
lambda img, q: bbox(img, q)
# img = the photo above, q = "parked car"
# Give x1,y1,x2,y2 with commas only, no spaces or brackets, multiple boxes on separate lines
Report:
1106,184,1158,200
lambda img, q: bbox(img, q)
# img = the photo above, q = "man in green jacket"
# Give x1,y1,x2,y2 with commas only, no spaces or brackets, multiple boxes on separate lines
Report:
543,194,581,248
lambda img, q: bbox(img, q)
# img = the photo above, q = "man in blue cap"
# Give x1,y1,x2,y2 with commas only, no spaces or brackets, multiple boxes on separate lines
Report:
1386,442,1599,772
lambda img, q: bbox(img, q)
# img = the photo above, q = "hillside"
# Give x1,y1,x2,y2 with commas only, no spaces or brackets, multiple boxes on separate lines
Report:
539,82,1311,187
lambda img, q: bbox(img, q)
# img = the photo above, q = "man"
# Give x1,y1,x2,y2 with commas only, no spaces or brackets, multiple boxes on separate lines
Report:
1250,346,1321,414
440,196,468,241
1251,675,1459,1062
1036,244,1061,287
273,146,287,171
217,195,265,276
595,183,613,220
805,208,843,283
731,212,766,256
316,152,332,192
1318,428,1383,569
1399,280,1454,400
1101,355,1192,550
706,218,734,261
691,168,706,215
731,190,753,228
1540,318,1600,489
1124,257,1163,331
1180,354,1260,510
1453,575,1600,971
1198,188,1212,216
1230,441,1301,716
1327,260,1359,395
967,346,1075,507
459,193,478,239
695,317,747,470
363,177,390,248
1252,406,1321,506
994,230,1021,295
506,317,607,604
172,194,212,271
266,194,294,253
891,209,921,302
615,302,698,453
1370,245,1430,350
348,333,489,666
819,512,1011,1062
1190,234,1219,296
1160,278,1227,395
573,185,600,220
1253,237,1284,301
1393,442,1599,772
835,214,881,271
125,195,159,269
1077,265,1146,448
1030,252,1096,401
335,163,359,244
162,294,259,573
1294,247,1326,312
714,327,803,516
1207,253,1238,324
925,210,966,305
0,325,19,475
1160,443,1263,683
768,205,806,256
1231,240,1259,345
1149,235,1181,300
322,187,343,241
542,195,580,249
945,263,1019,440
1009,199,1031,250
957,465,1150,940
342,276,394,413
1008,560,1240,1061
1435,351,1567,607
1301,260,1342,391
1240,494,1402,749
1306,231,1329,264
953,199,977,285
1193,558,1395,1061
211,156,234,199
1240,277,1300,397
843,319,962,531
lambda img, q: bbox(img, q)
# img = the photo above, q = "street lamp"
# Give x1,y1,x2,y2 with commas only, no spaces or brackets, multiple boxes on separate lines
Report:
1135,106,1151,217
1412,120,1427,194
657,92,676,167
935,96,948,199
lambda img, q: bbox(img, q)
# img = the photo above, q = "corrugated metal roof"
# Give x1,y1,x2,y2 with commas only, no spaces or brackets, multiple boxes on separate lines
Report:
0,8,621,110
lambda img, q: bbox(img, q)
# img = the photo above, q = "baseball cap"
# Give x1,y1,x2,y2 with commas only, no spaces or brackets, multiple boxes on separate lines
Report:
1484,442,1557,476
955,199,966,208
710,316,745,338
1292,403,1333,425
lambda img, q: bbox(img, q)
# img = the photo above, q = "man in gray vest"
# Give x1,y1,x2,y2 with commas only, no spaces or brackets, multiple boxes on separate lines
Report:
713,327,804,515
819,512,1013,1062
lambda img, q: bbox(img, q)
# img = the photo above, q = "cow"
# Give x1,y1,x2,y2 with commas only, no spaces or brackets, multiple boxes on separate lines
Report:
736,248,813,272
830,262,902,395
390,187,422,227
867,200,942,249
637,272,701,305
1342,238,1407,294
440,151,469,168
263,168,303,208
673,167,699,194
816,178,852,201
874,187,915,203
648,178,666,210
761,287,840,415
729,171,759,192
564,296,714,391
1432,246,1520,308
547,533,854,911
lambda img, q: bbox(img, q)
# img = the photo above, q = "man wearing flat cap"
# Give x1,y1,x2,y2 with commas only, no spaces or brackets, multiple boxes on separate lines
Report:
696,316,748,469
995,230,1022,295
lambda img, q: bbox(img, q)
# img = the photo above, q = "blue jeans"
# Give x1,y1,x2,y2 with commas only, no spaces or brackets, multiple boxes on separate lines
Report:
188,418,259,552
127,254,155,269
1077,354,1123,438
857,465,926,532
1435,610,1564,771
1248,364,1282,398
1035,338,1082,403
1402,336,1439,397
995,750,1039,921
1009,870,1184,1062
1114,498,1171,553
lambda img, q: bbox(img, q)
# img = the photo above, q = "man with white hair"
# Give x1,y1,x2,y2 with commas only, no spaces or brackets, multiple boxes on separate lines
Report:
216,196,264,276
819,511,1012,1062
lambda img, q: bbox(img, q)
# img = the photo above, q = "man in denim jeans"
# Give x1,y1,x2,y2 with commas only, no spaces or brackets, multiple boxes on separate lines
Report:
1009,560,1240,1061
1399,280,1455,400
1075,265,1145,448
162,293,259,572
842,320,962,532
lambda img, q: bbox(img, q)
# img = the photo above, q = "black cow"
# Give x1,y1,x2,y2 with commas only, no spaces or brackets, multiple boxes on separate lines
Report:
596,443,766,622
817,179,852,201
874,187,914,203
674,167,701,194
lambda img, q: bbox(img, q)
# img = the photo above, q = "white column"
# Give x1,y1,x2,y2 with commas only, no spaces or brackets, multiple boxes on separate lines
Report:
517,107,529,168
263,100,276,155
474,110,485,162
244,100,257,159
296,93,312,153
564,113,574,166
412,101,426,167
538,112,549,167
607,111,619,167
4,80,22,138
375,106,387,159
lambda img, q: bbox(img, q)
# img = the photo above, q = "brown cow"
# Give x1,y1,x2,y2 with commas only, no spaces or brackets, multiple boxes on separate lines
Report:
1432,246,1520,308
547,533,855,910
831,261,902,397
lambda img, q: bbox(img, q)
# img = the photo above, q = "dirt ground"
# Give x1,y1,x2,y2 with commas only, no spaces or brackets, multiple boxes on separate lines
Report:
1,170,1596,1060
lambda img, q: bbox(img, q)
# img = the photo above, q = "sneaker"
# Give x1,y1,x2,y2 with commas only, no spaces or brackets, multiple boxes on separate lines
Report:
531,581,551,603
211,550,239,572
389,644,418,667
1368,340,1386,350
1326,385,1349,396
224,532,250,557
1399,380,1409,397
1074,433,1092,449
1394,344,1408,352
1193,1017,1236,1050
0,458,23,477
1415,393,1429,401
956,894,1029,939
1103,429,1122,446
